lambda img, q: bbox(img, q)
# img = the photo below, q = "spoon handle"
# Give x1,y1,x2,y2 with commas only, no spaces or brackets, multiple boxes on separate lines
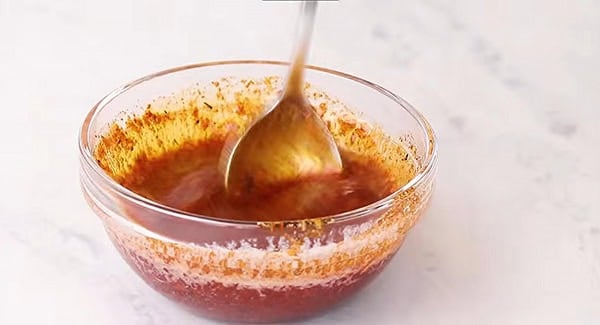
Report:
285,1,318,97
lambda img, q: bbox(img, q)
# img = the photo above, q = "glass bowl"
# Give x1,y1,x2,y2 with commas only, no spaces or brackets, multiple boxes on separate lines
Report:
78,60,437,323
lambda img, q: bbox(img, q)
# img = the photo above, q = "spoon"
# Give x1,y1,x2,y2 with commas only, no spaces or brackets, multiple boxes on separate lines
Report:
223,1,342,195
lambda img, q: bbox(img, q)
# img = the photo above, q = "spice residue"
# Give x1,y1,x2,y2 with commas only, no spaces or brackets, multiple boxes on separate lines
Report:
94,76,416,221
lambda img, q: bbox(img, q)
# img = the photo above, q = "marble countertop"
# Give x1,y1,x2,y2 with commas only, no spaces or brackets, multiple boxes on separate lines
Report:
1,0,599,324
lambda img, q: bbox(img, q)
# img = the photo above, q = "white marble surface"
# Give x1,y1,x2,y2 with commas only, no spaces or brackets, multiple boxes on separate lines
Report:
1,0,599,324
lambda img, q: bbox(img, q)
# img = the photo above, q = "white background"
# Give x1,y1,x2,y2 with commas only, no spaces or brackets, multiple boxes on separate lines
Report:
1,0,599,324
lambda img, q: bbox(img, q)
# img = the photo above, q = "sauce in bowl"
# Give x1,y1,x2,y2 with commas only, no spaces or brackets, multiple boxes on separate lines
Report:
85,75,431,323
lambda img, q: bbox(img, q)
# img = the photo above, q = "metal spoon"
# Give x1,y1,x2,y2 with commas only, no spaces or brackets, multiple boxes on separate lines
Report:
223,1,342,195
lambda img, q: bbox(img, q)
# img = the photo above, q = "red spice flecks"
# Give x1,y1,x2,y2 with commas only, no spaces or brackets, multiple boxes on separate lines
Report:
108,224,401,323
98,190,430,323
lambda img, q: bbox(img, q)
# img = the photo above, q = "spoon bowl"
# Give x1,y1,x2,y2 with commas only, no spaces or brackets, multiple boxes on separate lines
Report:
223,92,342,195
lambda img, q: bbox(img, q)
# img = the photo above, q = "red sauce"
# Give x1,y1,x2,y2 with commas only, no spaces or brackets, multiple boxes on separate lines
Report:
119,138,395,222
91,78,419,323
108,241,396,323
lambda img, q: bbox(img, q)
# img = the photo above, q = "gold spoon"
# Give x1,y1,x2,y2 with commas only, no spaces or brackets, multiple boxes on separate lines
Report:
223,1,342,195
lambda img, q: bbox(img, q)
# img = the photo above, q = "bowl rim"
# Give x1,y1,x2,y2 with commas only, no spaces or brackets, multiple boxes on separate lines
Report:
79,60,438,228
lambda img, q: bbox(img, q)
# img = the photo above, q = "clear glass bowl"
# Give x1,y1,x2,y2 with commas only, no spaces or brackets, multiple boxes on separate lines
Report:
78,60,437,323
